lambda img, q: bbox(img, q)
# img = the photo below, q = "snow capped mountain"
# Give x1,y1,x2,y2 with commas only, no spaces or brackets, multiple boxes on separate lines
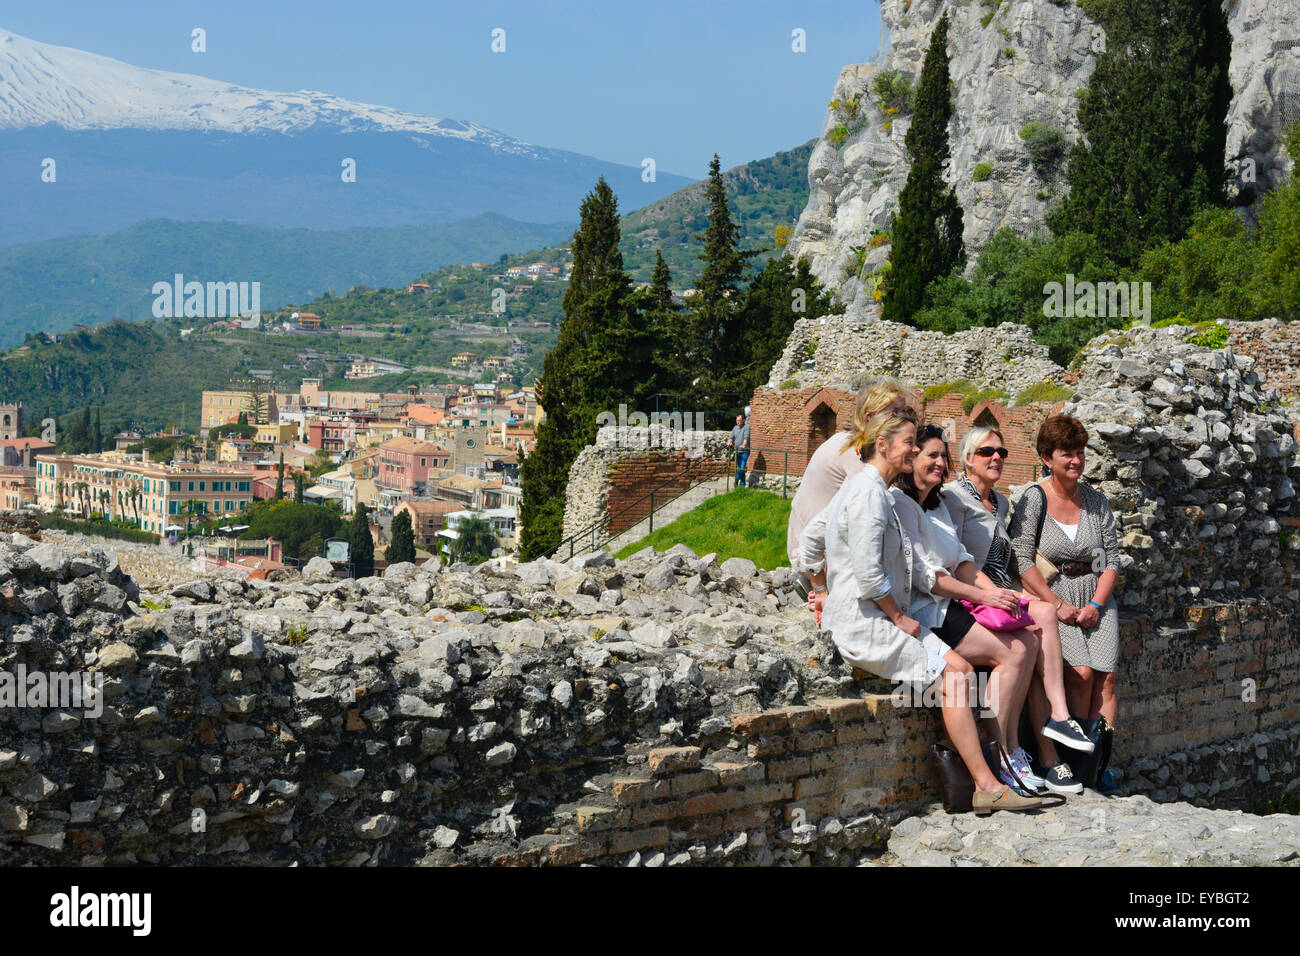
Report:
0,27,691,248
0,27,539,155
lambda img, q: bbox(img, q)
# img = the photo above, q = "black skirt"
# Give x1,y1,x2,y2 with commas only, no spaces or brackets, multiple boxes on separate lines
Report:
931,600,977,651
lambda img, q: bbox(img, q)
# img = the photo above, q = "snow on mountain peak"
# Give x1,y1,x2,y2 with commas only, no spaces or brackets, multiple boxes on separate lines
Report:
0,27,537,153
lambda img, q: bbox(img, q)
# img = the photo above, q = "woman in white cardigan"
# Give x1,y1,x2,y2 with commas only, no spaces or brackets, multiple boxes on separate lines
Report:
801,411,1040,814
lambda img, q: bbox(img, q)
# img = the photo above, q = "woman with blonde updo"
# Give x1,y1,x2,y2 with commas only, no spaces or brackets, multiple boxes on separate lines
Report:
789,376,911,621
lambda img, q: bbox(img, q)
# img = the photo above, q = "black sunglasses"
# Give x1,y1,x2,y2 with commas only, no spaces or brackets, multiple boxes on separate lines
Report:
917,424,947,441
973,446,1009,458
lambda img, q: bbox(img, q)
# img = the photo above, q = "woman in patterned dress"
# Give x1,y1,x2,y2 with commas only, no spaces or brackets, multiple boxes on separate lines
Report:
942,425,1094,794
1009,415,1121,733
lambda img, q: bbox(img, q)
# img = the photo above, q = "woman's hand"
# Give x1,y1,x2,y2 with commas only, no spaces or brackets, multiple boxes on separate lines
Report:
894,615,923,639
1056,602,1079,624
978,587,1022,612
1075,602,1101,629
808,589,826,625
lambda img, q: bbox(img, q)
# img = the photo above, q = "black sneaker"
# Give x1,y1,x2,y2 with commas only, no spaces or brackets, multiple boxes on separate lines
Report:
1042,717,1096,752
1044,762,1083,794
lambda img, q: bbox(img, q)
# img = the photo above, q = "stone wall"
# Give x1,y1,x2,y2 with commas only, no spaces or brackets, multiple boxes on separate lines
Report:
746,385,1062,494
1227,319,1300,407
561,426,732,546
1065,327,1300,620
2,531,1296,866
765,315,1063,395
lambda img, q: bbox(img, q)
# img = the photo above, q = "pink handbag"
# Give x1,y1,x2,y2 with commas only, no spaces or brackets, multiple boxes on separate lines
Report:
959,597,1034,632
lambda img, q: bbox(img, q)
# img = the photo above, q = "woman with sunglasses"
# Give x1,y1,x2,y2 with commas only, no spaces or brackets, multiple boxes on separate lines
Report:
892,425,1042,796
943,426,1094,794
1009,415,1121,789
801,411,1041,814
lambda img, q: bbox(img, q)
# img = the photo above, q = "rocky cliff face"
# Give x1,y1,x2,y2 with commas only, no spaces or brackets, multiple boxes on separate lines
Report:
788,0,1300,317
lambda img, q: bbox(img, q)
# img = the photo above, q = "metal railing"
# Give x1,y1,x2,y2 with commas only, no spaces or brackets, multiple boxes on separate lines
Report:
546,455,728,561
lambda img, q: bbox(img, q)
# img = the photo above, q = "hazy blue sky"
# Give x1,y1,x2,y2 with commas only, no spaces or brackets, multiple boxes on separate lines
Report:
6,0,884,177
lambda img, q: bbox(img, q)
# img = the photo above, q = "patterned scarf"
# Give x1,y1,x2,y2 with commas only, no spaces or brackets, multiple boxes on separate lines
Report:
960,474,1015,588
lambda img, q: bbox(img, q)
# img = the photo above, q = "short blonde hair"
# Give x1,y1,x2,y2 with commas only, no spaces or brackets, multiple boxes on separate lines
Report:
854,408,918,460
959,426,1004,469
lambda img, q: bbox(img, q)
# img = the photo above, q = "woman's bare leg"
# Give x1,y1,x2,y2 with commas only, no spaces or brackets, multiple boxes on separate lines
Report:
937,651,1001,793
1064,665,1094,718
1028,601,1071,719
1094,670,1114,724
951,623,1034,752
1027,677,1060,766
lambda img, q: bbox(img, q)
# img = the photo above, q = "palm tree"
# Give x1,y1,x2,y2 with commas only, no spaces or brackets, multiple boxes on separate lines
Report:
449,514,499,565
182,498,204,533
127,481,142,526
176,434,197,463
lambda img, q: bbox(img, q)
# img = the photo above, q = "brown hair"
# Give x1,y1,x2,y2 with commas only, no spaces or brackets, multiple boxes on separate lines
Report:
894,424,949,510
1036,414,1089,459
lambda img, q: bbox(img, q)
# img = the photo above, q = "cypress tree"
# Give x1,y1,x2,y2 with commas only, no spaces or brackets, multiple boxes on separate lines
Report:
646,251,683,396
650,250,675,313
274,452,285,500
1051,0,1232,265
349,502,375,578
520,177,626,560
77,406,92,453
293,472,304,504
92,407,102,453
687,155,759,393
881,13,965,324
385,509,416,564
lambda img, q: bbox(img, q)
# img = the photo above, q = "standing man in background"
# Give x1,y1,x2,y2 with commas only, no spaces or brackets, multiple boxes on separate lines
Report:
731,412,751,487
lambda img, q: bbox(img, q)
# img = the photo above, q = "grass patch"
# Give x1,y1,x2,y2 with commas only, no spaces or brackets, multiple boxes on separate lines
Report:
1015,381,1073,405
614,487,792,570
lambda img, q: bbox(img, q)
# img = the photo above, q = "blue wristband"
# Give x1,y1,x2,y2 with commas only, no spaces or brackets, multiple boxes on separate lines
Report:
1088,600,1104,610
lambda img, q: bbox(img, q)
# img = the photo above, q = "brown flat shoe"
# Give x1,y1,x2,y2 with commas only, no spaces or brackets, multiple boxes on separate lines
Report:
973,785,1043,816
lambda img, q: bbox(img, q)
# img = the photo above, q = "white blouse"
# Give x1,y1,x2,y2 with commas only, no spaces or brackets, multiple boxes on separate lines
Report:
890,490,974,634
800,464,949,686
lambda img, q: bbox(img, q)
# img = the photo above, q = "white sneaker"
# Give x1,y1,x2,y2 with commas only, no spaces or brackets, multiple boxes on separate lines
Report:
1008,747,1045,790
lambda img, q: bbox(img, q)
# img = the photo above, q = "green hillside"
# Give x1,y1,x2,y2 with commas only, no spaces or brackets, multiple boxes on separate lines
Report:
0,214,575,349
269,141,815,329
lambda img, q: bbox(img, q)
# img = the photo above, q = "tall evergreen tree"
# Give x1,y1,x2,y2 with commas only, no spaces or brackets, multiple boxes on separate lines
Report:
274,452,285,500
293,472,305,505
92,407,102,453
716,255,834,395
385,509,416,564
645,251,683,395
520,177,628,560
1050,0,1232,265
881,13,964,324
349,502,375,578
650,250,675,314
685,155,760,393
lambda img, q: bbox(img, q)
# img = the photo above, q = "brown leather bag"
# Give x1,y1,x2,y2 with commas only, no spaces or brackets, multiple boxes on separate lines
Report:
931,738,1002,814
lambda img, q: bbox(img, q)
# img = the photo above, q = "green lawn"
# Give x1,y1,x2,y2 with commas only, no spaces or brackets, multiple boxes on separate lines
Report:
613,487,792,569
